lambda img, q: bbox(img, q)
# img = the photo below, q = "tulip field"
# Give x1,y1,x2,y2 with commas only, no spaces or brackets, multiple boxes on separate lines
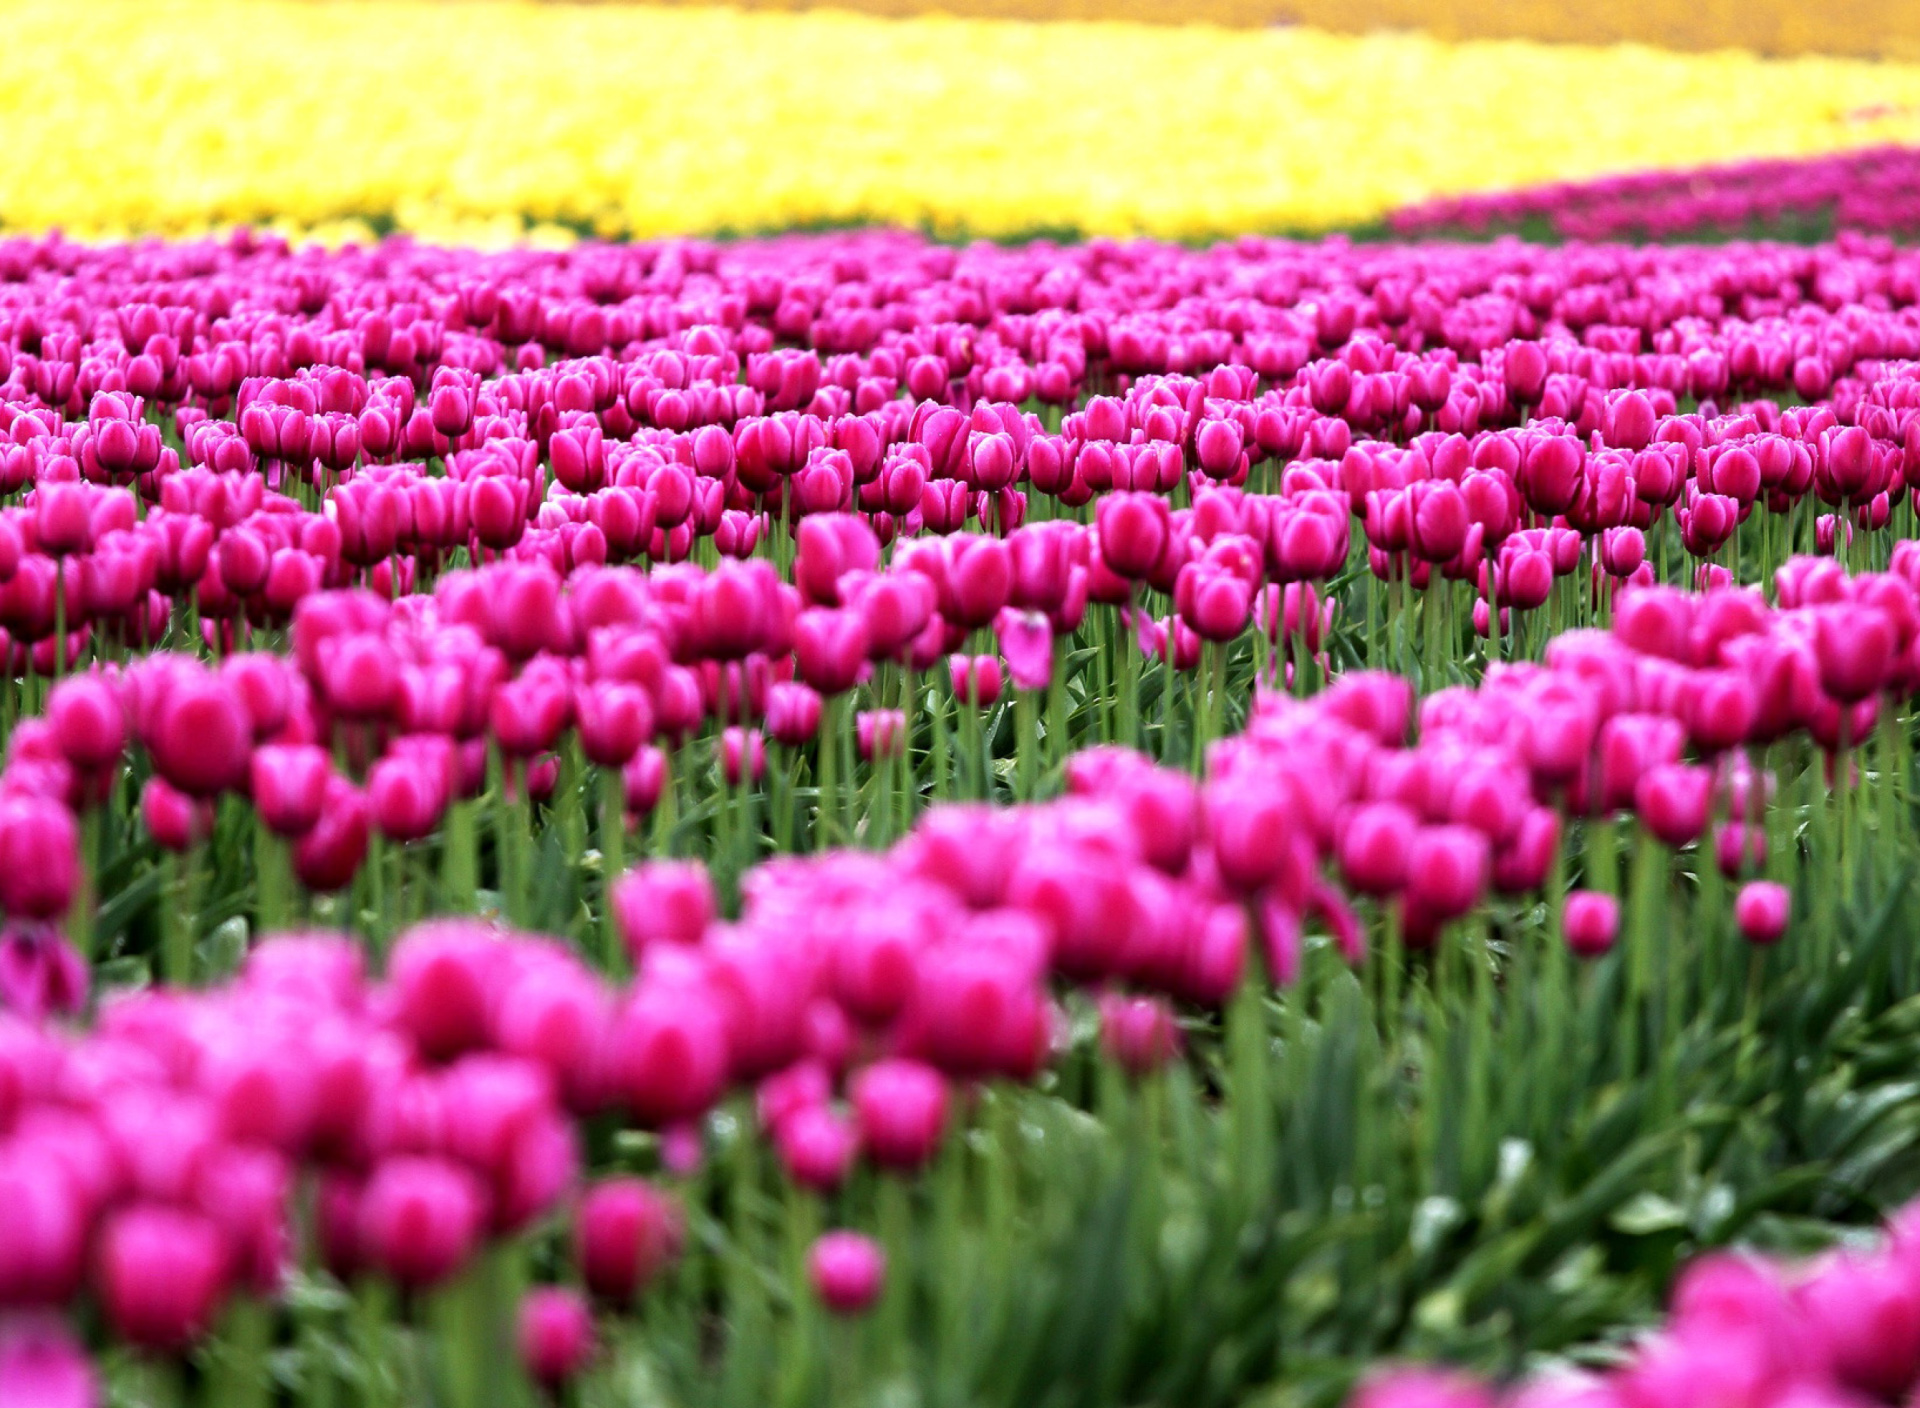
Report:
13,4,1920,1408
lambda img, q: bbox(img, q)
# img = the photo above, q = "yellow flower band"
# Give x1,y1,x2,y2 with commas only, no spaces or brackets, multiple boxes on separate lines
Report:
6,0,1920,243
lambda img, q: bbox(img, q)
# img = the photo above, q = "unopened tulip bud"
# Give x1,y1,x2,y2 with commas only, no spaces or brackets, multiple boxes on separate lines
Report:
948,654,1003,709
518,1286,594,1388
576,1176,683,1307
94,1204,231,1351
356,1155,487,1289
1098,993,1181,1076
851,1058,947,1170
809,1231,884,1315
1734,881,1790,946
1563,890,1618,958
612,860,713,956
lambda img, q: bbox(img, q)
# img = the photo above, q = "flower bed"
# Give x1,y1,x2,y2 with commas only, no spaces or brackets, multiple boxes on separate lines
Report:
2,227,1920,1403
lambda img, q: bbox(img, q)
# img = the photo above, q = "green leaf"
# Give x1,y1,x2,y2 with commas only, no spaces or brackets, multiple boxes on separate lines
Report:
1608,1193,1687,1237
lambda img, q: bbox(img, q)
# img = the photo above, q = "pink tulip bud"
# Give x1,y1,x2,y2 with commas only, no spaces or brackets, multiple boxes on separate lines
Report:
490,671,571,758
0,924,87,1022
1497,544,1553,610
1715,821,1766,879
386,920,503,1061
518,1286,595,1388
1098,993,1181,1075
623,745,668,818
1492,807,1559,894
1503,342,1548,405
720,727,766,787
1734,880,1790,946
318,633,400,722
1174,561,1253,641
994,608,1053,691
1598,526,1645,578
46,675,124,773
794,513,881,607
776,1104,860,1191
576,1177,683,1307
612,860,714,956
851,1058,948,1170
1095,492,1172,581
291,775,369,893
1405,480,1469,564
141,775,212,853
809,1230,884,1315
606,982,730,1127
146,671,251,797
1519,435,1583,516
757,1060,832,1135
948,654,1003,709
1813,605,1894,704
766,682,823,746
857,709,908,761
576,681,653,769
0,796,78,920
1195,417,1245,482
1404,825,1490,933
356,1156,486,1289
794,608,869,696
94,1203,231,1351
1338,802,1417,896
0,1315,98,1408
1604,390,1656,451
945,535,1014,629
1592,713,1684,814
1635,763,1712,847
1563,890,1619,958
250,744,331,838
368,753,447,844
33,483,92,558
1206,776,1309,894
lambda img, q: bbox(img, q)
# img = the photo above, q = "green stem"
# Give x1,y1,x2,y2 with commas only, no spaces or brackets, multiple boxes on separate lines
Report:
442,797,477,913
256,815,286,936
600,766,626,974
817,695,840,850
1016,688,1037,800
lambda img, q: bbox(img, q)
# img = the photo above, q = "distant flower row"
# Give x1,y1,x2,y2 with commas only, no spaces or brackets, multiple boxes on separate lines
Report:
1392,146,1920,243
6,0,1920,242
701,0,1920,65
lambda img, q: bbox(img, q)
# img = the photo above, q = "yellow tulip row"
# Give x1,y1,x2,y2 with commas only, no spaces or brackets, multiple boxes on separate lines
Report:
631,0,1920,64
8,0,1920,243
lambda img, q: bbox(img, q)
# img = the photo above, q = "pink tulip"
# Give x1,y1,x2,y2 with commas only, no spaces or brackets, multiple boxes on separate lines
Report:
611,860,714,955
0,1316,98,1408
1563,890,1619,958
356,1156,487,1288
93,1203,231,1351
1098,993,1181,1076
518,1286,595,1388
576,1177,683,1307
851,1058,948,1170
808,1230,885,1315
1734,880,1791,946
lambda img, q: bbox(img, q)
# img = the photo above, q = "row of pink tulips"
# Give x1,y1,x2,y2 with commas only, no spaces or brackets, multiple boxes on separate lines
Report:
1388,147,1920,243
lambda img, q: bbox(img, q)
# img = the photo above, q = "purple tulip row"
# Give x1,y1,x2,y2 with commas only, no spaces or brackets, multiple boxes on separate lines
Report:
0,227,1915,708
1388,146,1920,243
